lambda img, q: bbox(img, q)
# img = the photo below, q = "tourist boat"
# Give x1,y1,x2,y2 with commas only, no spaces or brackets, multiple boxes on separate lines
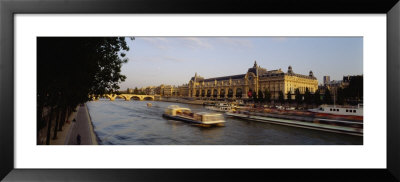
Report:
147,103,152,107
205,102,235,112
226,110,363,136
162,105,225,126
308,104,363,117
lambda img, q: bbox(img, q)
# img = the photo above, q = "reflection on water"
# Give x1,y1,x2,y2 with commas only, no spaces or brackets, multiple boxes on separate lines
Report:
87,100,362,145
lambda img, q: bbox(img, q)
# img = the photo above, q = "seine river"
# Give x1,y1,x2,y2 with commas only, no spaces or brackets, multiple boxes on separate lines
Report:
86,99,362,145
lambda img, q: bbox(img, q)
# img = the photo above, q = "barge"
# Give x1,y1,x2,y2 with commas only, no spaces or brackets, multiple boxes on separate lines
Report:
162,105,225,127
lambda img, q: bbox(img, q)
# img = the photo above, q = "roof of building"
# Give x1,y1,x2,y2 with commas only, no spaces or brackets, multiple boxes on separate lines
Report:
190,62,317,82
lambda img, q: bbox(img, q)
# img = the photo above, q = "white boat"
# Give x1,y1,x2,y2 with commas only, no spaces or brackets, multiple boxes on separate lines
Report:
226,111,363,136
162,105,225,126
308,104,363,117
205,103,234,112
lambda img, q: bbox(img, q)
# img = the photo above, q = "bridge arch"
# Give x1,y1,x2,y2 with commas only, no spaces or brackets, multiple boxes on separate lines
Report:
130,96,141,101
143,96,154,101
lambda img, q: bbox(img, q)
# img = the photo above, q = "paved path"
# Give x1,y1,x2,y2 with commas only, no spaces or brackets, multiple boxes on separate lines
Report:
67,105,96,145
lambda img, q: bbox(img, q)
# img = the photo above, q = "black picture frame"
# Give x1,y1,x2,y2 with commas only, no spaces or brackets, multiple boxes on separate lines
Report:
1,0,399,181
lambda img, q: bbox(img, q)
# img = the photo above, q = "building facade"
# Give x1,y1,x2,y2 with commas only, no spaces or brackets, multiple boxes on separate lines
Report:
188,61,318,100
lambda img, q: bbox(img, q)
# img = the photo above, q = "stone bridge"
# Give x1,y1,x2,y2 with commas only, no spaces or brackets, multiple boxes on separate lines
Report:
91,94,160,101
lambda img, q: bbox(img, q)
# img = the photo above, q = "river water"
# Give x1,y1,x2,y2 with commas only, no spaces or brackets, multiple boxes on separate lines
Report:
86,99,362,145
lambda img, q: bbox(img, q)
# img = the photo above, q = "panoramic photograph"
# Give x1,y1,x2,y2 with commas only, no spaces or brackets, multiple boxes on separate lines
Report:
37,37,363,145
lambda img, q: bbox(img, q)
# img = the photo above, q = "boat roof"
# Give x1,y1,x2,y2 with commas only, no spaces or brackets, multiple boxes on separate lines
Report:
196,112,222,116
167,105,191,111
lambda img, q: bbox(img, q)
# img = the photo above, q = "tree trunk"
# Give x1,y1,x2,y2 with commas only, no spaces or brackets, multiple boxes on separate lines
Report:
53,108,60,139
58,105,67,131
45,107,54,145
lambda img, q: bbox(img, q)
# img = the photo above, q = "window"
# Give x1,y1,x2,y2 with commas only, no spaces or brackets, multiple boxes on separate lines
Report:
354,110,356,113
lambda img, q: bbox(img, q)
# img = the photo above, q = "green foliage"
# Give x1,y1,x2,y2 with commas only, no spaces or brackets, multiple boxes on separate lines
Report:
304,87,312,104
287,91,292,103
257,90,263,102
343,76,363,104
264,89,271,103
314,89,322,106
37,37,131,144
252,90,257,101
278,91,284,103
337,87,345,105
133,87,139,94
323,88,333,104
295,88,302,104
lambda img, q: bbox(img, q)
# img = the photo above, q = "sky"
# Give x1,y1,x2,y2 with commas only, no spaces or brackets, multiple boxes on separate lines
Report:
119,37,363,90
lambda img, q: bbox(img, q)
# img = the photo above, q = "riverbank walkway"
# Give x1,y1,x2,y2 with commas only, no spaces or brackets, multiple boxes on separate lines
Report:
65,104,98,145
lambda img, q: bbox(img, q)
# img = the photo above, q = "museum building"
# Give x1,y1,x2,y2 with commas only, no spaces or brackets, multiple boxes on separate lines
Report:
187,61,318,100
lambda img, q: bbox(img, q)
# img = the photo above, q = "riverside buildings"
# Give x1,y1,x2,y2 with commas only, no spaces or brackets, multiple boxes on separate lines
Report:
186,61,318,100
130,61,319,100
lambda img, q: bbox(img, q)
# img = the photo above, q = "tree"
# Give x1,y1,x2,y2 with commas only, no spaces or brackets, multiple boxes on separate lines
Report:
314,89,322,106
257,90,264,103
343,76,363,105
37,37,131,144
287,91,292,104
133,87,139,94
278,91,284,103
252,90,257,102
337,87,345,105
264,89,271,103
324,88,333,104
295,88,302,104
304,87,312,105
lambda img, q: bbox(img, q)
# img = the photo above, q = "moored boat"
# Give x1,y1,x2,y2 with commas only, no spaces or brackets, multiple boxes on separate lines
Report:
308,104,363,117
162,105,225,126
226,110,363,136
205,102,235,112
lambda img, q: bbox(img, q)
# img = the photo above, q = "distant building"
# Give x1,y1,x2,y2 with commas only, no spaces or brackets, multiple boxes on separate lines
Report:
161,85,178,97
177,84,189,97
188,61,318,100
322,74,363,98
342,75,362,87
127,88,133,94
323,76,330,85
